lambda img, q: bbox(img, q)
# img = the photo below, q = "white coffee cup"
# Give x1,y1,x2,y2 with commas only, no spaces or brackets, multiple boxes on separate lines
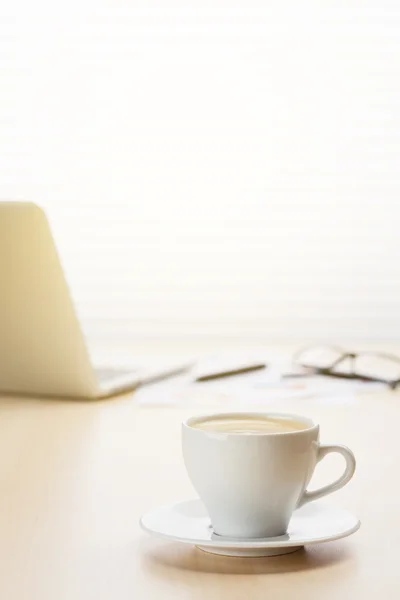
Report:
182,412,356,539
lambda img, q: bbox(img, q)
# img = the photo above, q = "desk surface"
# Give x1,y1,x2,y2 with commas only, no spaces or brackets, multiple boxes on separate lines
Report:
0,353,397,599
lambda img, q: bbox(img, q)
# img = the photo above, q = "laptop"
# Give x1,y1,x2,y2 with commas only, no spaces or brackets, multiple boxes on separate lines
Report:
0,202,192,399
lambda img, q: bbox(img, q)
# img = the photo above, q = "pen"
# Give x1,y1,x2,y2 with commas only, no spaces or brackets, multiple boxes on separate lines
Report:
195,363,267,382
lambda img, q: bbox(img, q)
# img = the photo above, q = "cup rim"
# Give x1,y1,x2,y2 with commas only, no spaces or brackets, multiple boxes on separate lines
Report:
183,411,318,436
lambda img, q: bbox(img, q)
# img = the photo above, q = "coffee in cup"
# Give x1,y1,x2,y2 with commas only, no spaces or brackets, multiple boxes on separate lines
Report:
192,414,308,434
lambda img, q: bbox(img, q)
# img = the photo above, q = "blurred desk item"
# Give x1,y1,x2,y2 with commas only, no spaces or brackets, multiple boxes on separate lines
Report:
286,344,400,389
137,353,382,407
0,342,398,599
195,361,266,382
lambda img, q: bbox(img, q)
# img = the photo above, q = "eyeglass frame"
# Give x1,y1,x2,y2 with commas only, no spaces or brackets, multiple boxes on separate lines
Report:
286,345,400,390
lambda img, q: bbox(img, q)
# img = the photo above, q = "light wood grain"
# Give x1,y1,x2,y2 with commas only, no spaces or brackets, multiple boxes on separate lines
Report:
0,366,397,599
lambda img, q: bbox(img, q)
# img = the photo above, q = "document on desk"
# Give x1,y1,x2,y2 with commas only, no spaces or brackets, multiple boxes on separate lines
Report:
136,355,382,407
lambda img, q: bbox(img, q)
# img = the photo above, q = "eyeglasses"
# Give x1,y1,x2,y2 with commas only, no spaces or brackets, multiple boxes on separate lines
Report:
285,345,400,389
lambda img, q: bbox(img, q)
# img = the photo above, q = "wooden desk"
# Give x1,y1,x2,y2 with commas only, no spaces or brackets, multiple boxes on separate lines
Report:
0,381,397,599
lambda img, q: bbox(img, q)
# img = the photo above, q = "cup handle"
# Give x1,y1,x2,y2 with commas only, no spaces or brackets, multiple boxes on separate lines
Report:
297,444,356,508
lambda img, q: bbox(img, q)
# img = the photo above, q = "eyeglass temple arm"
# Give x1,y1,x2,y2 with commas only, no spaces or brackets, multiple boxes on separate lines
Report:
283,369,399,389
295,352,353,373
326,352,356,372
315,369,400,389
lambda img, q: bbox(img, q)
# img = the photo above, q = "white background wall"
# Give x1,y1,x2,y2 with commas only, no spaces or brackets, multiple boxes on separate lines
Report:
1,1,400,340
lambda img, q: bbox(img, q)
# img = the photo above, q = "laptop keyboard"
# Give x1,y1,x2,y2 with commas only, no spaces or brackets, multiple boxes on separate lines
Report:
95,367,137,382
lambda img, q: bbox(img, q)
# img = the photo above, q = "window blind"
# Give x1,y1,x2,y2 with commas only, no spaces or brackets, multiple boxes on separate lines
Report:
1,1,400,340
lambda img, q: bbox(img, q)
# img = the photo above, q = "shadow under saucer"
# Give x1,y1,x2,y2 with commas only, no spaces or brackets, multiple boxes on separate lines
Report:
139,537,355,576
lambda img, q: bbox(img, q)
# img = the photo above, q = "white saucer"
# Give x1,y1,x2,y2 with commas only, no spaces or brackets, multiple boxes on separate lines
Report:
140,499,360,557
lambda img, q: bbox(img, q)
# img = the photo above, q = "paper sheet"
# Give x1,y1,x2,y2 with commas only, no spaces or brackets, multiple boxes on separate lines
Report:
136,356,384,407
